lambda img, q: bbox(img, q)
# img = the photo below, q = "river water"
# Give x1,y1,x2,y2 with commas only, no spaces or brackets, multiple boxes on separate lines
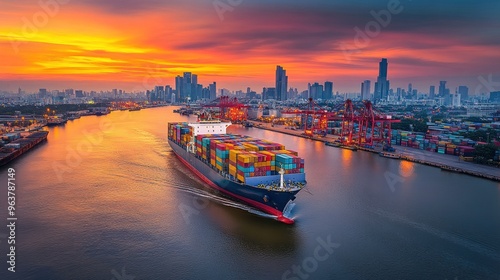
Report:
1,107,499,280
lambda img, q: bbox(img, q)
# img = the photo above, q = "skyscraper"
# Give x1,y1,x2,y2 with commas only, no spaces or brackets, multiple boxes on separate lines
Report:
263,87,276,100
458,86,469,101
175,75,183,101
309,83,323,100
323,81,333,100
174,72,202,102
275,65,288,101
439,81,447,97
429,85,435,99
374,58,389,103
209,82,217,100
39,88,47,98
361,80,371,101
183,72,193,101
165,85,173,102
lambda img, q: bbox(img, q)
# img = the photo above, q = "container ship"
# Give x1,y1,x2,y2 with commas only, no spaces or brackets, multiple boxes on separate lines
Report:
0,131,49,167
167,117,306,224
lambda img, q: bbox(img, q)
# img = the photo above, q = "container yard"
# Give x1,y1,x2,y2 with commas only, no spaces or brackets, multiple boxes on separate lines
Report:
391,127,498,160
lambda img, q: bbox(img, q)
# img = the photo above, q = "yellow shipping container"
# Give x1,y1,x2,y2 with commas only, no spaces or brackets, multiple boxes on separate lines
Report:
229,150,242,162
237,174,245,182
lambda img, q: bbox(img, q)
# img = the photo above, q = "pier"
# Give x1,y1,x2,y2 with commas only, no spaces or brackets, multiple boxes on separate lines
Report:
247,121,500,182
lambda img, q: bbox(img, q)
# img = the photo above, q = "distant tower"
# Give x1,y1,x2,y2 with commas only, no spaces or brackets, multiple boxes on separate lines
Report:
324,81,333,100
429,85,435,99
275,65,288,101
361,80,371,101
209,82,217,100
458,86,469,101
439,81,447,97
374,58,389,103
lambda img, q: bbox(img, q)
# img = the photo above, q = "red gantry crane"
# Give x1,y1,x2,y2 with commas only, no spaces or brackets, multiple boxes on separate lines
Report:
282,98,342,137
282,99,400,146
340,100,400,146
204,96,249,123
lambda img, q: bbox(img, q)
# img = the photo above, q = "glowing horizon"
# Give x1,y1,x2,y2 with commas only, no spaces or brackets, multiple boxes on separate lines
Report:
1,0,499,93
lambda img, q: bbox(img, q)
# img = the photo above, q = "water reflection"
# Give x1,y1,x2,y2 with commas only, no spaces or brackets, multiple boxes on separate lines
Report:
399,160,415,178
203,201,299,254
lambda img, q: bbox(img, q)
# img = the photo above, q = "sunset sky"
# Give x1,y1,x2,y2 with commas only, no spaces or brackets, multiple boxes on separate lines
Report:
1,0,499,93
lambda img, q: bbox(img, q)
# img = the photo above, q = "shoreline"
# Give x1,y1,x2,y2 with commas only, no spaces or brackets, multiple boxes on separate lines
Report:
247,121,500,183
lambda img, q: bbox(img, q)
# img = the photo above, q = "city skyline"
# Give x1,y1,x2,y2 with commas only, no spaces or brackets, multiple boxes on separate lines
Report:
1,0,499,93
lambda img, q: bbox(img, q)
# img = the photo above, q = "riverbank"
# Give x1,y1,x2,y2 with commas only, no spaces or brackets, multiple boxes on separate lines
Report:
247,121,500,182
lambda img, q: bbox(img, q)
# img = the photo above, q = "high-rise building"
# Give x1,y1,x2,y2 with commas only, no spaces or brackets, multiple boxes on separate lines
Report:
452,93,461,107
149,86,164,102
309,83,323,100
396,87,402,101
209,82,217,100
267,88,276,100
361,80,371,101
489,91,500,103
201,87,210,100
276,65,288,101
429,85,435,99
262,87,276,100
323,81,333,100
39,88,47,98
165,85,172,102
175,76,183,101
374,58,389,103
75,90,84,98
174,72,201,102
438,81,447,97
64,89,74,96
183,72,193,101
458,86,469,101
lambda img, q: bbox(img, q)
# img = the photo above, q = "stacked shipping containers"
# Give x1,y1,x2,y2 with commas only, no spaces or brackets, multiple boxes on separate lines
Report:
390,128,488,157
168,122,306,183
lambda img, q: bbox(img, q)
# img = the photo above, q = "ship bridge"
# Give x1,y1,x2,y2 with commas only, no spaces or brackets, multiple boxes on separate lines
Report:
188,121,231,136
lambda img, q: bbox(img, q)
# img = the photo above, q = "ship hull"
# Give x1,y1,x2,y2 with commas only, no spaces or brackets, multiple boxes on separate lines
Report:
168,139,299,224
0,131,49,167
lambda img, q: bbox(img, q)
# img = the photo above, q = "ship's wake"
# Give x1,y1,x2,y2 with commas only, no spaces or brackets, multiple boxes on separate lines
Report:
173,182,280,221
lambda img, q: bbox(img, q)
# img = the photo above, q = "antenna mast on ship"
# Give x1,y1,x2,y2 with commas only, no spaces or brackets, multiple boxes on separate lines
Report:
279,164,285,189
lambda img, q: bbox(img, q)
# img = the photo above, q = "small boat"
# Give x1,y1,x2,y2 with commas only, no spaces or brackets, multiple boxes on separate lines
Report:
340,145,357,151
379,151,400,159
243,121,254,128
325,141,341,148
46,117,67,126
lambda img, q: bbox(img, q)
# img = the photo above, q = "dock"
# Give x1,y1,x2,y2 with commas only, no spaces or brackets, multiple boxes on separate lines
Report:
247,121,500,182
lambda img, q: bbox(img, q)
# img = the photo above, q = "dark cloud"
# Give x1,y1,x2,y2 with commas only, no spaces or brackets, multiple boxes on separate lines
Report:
77,0,207,13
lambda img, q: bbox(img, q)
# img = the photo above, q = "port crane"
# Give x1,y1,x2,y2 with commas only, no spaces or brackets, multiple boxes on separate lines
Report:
204,96,249,123
282,99,400,146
